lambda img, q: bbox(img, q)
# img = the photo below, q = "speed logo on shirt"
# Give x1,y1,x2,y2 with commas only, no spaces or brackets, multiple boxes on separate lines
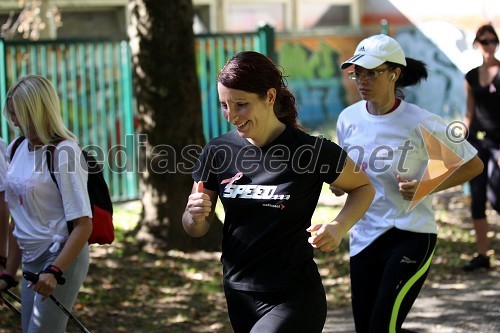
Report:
222,184,290,201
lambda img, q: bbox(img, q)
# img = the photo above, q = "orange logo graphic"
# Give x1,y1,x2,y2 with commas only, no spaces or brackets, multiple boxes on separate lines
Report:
408,125,465,210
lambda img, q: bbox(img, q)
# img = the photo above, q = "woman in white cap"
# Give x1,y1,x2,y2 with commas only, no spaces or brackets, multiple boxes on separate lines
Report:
335,34,483,332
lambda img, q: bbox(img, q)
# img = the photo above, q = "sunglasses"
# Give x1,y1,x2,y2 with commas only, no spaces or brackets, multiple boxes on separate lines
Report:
477,39,499,46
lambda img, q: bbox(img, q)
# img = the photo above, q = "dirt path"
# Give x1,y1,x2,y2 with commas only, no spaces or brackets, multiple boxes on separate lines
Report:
324,269,500,333
321,188,500,333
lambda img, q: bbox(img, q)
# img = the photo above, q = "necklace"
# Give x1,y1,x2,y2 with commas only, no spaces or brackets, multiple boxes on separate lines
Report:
477,64,498,93
491,64,498,93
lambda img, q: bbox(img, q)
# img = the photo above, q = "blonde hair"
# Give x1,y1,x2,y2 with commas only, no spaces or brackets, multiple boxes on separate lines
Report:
3,74,76,144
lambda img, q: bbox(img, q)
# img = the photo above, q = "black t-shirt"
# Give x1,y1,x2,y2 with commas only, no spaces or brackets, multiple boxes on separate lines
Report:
465,67,500,144
193,126,347,292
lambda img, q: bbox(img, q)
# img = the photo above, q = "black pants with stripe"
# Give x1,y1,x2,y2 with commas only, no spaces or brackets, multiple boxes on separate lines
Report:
350,228,437,333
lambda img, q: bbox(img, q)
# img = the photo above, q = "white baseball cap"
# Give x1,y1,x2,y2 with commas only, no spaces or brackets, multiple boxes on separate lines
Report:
341,34,407,69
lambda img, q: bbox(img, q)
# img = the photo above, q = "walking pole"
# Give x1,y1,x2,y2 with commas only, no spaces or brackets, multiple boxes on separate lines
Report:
23,271,91,333
1,291,21,316
5,289,21,303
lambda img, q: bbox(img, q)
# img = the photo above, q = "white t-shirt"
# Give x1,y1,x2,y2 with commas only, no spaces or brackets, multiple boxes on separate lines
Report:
6,138,92,262
0,138,8,191
337,100,477,257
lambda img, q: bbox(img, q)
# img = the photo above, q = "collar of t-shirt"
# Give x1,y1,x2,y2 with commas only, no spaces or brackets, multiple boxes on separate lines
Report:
365,98,401,115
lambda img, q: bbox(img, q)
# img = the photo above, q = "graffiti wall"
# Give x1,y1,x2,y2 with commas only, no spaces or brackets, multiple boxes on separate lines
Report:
275,21,489,130
276,35,360,129
395,26,467,121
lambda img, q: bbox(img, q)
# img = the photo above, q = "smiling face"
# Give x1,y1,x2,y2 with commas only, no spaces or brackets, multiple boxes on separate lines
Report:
218,82,277,145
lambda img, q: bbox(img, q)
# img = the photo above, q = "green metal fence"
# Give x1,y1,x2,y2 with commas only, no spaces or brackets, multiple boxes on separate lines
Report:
0,26,274,201
196,25,274,142
0,39,138,202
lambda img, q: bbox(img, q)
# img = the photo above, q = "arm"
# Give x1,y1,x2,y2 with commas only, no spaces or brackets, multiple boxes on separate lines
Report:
308,157,375,252
0,192,8,267
35,216,92,301
182,181,218,237
430,155,483,194
0,138,8,265
464,80,476,131
398,155,484,200
0,219,21,293
52,217,92,271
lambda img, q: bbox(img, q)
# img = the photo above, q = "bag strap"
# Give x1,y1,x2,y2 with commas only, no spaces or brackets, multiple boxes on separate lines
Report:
9,136,26,162
45,139,65,189
45,139,76,235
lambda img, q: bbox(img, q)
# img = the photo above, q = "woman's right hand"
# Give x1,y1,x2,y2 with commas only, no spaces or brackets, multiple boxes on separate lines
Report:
186,182,212,224
31,273,57,302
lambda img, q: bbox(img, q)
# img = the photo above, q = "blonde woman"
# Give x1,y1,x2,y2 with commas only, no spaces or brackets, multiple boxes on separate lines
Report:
0,75,92,333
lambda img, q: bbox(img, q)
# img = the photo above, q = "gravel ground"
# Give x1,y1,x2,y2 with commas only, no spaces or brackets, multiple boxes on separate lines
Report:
324,268,500,333
321,188,500,333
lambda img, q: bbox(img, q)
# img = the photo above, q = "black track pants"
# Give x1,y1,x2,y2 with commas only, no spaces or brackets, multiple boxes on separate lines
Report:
350,228,437,333
469,139,500,217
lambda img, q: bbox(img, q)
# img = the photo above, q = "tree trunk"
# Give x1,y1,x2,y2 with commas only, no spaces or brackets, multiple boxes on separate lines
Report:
128,0,223,251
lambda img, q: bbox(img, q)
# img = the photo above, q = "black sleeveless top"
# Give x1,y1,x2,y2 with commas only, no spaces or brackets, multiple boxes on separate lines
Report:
465,66,500,145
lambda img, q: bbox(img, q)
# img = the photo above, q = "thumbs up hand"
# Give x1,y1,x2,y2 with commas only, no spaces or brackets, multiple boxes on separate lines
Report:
196,181,204,194
187,181,212,224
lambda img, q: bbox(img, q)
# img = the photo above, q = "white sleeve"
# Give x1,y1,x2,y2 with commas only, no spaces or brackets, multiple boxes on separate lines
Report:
53,140,92,220
0,138,8,192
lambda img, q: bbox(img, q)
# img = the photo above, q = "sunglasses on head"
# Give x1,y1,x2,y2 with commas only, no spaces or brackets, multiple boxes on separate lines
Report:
477,38,499,46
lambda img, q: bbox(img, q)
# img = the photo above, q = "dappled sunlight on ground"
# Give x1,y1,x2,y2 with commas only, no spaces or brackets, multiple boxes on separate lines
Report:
1,186,498,332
